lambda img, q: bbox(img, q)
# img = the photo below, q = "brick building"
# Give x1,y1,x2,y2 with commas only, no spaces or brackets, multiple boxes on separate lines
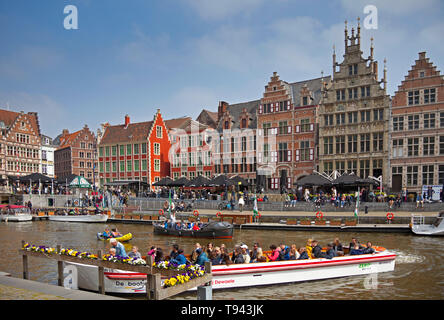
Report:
97,111,173,188
0,109,42,178
390,51,444,194
54,125,97,182
256,72,328,191
318,20,390,185
40,134,56,178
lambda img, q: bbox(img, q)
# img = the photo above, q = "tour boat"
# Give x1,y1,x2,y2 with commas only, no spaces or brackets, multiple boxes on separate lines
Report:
153,221,234,239
410,212,444,236
0,205,33,222
49,213,108,223
65,247,396,294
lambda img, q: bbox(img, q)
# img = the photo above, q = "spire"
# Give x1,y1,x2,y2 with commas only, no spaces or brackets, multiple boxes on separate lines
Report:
332,44,336,74
344,20,348,48
357,17,361,45
383,58,387,90
370,37,374,60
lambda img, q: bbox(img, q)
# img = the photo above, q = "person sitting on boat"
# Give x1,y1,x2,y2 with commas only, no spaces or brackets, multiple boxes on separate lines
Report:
306,238,314,259
348,238,364,252
278,243,290,260
241,245,250,263
325,243,337,259
111,228,122,238
297,247,309,260
250,242,261,262
350,244,364,255
233,247,245,264
109,238,128,257
192,223,200,231
147,246,157,260
363,241,376,255
333,238,343,255
266,244,280,261
170,244,179,260
210,247,223,265
128,246,141,259
154,247,164,263
170,249,187,265
102,228,112,239
195,248,209,266
220,247,233,266
289,245,300,260
312,240,326,259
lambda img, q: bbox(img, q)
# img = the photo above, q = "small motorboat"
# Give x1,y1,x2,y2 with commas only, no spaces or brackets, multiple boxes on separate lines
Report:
97,232,133,242
410,212,444,236
49,209,108,223
153,221,234,239
0,205,33,222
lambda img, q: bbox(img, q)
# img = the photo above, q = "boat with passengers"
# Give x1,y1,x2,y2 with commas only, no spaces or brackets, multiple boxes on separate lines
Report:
49,208,108,223
0,205,33,222
66,245,396,294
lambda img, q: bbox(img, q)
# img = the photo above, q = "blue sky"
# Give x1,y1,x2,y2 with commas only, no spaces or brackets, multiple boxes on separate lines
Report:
1,0,443,138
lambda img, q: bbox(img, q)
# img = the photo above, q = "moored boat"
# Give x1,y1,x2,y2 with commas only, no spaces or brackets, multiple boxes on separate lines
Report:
66,247,396,294
410,212,444,236
153,221,233,239
0,205,33,222
49,211,108,223
97,232,133,242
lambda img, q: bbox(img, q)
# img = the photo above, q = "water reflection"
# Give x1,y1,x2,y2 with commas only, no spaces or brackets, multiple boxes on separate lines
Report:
1,221,443,299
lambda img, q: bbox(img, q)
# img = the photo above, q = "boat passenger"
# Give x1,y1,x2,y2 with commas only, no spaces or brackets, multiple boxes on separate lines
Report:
111,228,122,238
102,228,112,239
350,244,364,255
233,247,245,264
195,248,210,266
147,246,156,260
206,243,214,257
333,238,344,255
220,248,233,266
289,245,300,260
154,247,164,263
109,238,127,257
279,243,290,260
363,242,376,254
241,245,250,263
170,244,179,260
192,223,200,231
297,247,309,260
266,245,280,261
250,242,261,262
255,248,267,262
170,249,187,265
190,243,201,263
311,240,326,259
348,238,364,252
306,239,314,259
210,247,222,265
128,246,142,259
325,243,336,259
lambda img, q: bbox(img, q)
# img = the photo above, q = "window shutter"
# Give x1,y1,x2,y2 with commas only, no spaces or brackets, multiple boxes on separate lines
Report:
310,123,314,131
287,150,292,162
287,177,291,189
287,126,292,134
258,152,262,164
296,125,300,133
272,151,277,163
258,129,262,136
275,102,279,112
287,101,291,110
295,149,300,162
309,148,314,161
259,105,263,114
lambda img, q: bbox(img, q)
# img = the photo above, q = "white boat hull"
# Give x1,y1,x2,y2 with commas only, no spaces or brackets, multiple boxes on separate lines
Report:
49,214,108,223
1,214,33,222
66,251,396,294
411,225,444,236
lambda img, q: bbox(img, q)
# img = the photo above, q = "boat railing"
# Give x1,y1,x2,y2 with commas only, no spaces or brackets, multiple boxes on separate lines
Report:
411,214,425,226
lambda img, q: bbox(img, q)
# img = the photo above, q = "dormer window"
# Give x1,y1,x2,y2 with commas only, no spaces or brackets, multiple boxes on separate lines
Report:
302,96,308,106
273,86,277,91
241,118,247,129
224,121,229,130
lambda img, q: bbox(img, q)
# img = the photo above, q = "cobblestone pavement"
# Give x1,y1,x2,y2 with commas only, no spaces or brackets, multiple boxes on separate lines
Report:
0,284,68,300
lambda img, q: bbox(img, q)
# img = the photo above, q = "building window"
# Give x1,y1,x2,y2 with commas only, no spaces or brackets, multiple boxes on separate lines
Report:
300,141,310,161
373,109,384,121
324,137,333,155
336,89,346,101
126,144,132,155
423,137,435,156
133,144,139,155
336,136,345,154
134,160,140,171
324,162,333,175
408,91,419,105
302,96,308,106
99,162,104,173
141,143,147,154
360,134,370,152
359,160,370,179
112,162,117,172
141,159,147,171
241,118,247,128
347,160,357,173
154,159,160,172
424,113,436,129
407,166,418,186
301,119,310,132
119,145,125,156
224,121,229,130
348,112,358,124
408,115,419,130
324,115,334,126
99,147,104,157
105,147,110,157
407,138,419,156
263,123,271,136
440,136,444,155
120,161,125,172
373,132,384,152
424,88,436,104
372,159,383,177
278,121,288,135
422,165,434,185
156,126,162,138
439,165,444,185
153,143,160,155
127,160,132,172
111,146,117,156
241,137,247,151
336,113,346,125
349,64,358,75
336,161,345,174
392,139,404,158
348,135,358,153
360,110,370,122
278,143,288,162
393,116,404,131
361,86,370,97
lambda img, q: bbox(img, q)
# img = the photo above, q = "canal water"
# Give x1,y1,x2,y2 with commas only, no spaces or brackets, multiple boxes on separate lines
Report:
1,220,443,300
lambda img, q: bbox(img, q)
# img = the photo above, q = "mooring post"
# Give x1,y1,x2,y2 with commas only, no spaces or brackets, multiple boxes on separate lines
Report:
197,261,212,300
97,250,105,295
21,240,29,280
57,245,63,287
146,255,154,300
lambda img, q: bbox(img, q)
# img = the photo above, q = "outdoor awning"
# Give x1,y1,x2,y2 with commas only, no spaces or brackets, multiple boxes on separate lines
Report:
69,176,92,189
294,173,332,187
230,175,249,186
18,173,53,183
186,175,211,187
169,177,190,187
331,173,378,186
209,174,234,187
104,180,150,188
153,177,174,187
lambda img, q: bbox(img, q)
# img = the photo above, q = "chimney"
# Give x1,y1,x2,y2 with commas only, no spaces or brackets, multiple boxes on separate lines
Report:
124,114,130,128
419,52,426,60
218,101,228,123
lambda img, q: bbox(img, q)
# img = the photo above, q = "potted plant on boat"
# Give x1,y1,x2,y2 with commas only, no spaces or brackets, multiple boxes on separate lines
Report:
329,218,342,226
286,218,298,225
315,218,326,225
345,217,357,226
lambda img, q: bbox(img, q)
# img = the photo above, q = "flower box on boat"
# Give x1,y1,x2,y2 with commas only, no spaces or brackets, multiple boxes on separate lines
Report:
286,219,297,225
315,219,326,225
299,219,312,225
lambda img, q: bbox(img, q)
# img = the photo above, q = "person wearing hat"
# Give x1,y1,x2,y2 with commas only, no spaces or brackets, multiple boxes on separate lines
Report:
109,238,127,257
241,245,250,263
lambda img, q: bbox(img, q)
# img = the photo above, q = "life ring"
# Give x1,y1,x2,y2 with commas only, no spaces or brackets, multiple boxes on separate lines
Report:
386,212,394,220
374,246,386,252
257,212,261,218
316,211,323,220
193,210,199,217
216,211,222,217
159,209,164,216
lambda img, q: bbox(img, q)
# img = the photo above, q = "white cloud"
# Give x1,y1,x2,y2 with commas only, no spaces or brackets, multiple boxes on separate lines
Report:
340,0,441,15
182,0,266,20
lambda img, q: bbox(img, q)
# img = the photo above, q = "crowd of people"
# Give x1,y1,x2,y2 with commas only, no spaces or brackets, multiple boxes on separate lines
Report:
106,236,377,266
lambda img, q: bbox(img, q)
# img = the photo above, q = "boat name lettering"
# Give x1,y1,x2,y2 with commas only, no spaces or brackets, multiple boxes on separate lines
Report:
115,280,145,287
213,279,235,285
359,263,372,269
